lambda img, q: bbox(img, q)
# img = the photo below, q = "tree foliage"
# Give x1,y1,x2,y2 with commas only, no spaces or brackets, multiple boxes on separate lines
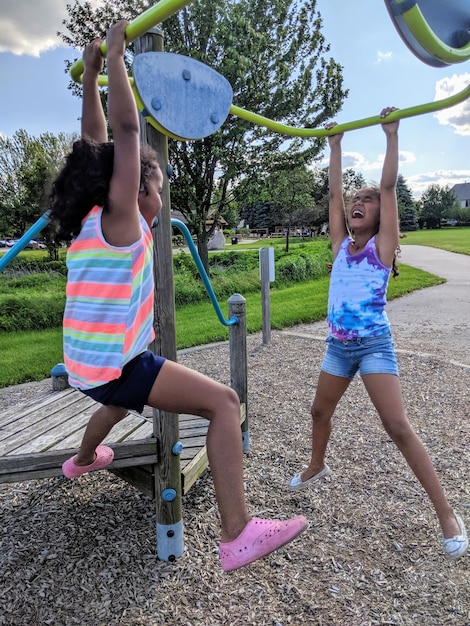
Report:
396,174,418,231
60,0,347,269
0,130,73,241
419,184,461,228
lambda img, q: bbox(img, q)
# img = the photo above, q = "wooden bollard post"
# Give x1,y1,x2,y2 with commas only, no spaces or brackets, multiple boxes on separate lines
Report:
50,363,69,391
228,294,249,452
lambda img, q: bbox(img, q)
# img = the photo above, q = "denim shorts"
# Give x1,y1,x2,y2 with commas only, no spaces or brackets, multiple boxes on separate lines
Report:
321,332,399,379
82,350,167,413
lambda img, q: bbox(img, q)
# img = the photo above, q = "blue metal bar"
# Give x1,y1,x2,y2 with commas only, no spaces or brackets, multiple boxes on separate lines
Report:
0,211,51,272
171,219,238,326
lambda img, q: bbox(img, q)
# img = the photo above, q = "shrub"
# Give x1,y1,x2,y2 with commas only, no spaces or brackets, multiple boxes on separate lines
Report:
173,274,206,306
276,256,307,282
0,294,65,332
0,240,332,331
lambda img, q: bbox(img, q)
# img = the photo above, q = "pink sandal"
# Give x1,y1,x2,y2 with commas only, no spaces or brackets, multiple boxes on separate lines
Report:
62,445,114,479
219,515,308,572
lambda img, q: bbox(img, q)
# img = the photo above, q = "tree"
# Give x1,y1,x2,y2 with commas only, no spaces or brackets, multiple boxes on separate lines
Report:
60,0,348,270
240,201,280,232
342,168,367,199
265,166,316,251
396,174,418,231
419,184,461,229
0,130,73,244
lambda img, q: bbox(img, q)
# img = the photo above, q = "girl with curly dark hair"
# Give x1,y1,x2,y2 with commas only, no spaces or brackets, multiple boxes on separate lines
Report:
52,21,307,571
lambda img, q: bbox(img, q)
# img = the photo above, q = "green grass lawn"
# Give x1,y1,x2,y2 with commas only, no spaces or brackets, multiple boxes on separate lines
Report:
400,226,470,255
0,228,465,387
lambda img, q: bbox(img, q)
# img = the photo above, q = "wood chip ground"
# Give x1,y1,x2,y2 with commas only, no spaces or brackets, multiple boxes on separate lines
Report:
0,329,468,626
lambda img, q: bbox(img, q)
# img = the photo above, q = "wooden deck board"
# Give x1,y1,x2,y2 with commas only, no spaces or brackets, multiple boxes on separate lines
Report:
0,387,245,496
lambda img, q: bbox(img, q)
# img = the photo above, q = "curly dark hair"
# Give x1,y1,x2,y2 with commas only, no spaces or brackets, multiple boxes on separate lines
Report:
49,138,160,243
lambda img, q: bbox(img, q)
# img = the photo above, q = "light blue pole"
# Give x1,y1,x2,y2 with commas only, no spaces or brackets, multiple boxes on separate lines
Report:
0,211,51,272
171,219,238,327
1,214,239,330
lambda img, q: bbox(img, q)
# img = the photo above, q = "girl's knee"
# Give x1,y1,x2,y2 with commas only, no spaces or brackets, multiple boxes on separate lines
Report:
202,384,240,421
310,402,333,425
382,416,412,442
218,385,240,412
103,405,128,425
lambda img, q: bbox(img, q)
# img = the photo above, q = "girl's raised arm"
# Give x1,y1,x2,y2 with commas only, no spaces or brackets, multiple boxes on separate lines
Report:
102,20,142,246
376,107,400,267
81,40,107,143
327,127,348,258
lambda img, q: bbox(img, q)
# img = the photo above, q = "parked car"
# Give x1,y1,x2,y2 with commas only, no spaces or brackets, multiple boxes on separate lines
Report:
26,240,46,249
0,240,7,248
5,238,46,249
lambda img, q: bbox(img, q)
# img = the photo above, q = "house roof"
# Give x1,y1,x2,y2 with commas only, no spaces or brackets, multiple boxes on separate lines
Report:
451,183,470,200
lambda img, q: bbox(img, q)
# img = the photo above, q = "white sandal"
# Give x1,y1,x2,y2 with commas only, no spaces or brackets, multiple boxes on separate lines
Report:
442,513,468,560
288,465,331,491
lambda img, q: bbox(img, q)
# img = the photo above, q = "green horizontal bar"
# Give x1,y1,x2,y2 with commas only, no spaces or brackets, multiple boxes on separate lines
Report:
70,0,194,83
229,80,470,136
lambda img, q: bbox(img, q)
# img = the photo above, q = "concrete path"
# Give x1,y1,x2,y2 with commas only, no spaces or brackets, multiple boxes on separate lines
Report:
386,245,470,366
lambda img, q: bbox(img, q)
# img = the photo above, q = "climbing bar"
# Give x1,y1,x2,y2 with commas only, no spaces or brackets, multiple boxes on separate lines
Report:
70,0,470,136
70,0,194,82
171,219,238,327
0,211,51,272
229,81,470,136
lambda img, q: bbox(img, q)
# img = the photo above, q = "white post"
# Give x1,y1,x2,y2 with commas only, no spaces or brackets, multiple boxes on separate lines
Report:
259,247,275,345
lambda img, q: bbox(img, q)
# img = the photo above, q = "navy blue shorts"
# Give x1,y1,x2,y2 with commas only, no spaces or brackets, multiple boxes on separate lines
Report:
82,351,167,413
321,332,399,379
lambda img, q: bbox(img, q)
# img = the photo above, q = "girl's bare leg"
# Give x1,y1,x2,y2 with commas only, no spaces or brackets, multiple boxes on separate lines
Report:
74,404,128,465
301,370,350,481
362,373,460,539
147,360,250,543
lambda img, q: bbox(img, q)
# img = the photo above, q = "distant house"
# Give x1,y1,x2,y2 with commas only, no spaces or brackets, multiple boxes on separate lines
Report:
451,183,470,208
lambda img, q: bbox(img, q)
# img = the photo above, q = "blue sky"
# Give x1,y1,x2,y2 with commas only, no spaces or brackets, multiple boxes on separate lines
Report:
0,0,469,197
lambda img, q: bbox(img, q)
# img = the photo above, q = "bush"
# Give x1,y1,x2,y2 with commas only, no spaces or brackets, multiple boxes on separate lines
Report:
173,274,206,306
276,255,307,282
0,294,65,332
0,240,332,332
2,257,67,277
275,251,330,284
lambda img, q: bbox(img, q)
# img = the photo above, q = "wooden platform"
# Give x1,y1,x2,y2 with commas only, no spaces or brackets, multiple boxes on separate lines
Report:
0,387,245,496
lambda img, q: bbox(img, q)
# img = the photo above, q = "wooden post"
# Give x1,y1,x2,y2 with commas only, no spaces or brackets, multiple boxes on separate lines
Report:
135,28,183,561
228,294,249,452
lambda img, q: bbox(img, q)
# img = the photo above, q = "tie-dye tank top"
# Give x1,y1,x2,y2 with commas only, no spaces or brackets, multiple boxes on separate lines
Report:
63,206,155,390
327,236,392,339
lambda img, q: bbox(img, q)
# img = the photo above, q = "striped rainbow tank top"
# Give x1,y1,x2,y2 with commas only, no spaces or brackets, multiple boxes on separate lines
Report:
63,206,155,390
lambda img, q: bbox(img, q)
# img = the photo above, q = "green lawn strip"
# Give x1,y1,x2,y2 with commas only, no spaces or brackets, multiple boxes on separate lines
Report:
400,227,470,255
0,327,64,387
0,264,446,388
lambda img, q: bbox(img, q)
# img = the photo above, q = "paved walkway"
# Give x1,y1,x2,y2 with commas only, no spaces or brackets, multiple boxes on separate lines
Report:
288,245,470,368
387,245,470,366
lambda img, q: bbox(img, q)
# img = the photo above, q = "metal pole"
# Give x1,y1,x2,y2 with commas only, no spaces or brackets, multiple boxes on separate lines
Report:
259,248,272,345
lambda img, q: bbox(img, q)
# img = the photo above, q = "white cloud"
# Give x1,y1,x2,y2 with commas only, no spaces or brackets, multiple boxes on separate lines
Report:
319,151,470,198
339,150,416,172
0,0,103,57
376,50,393,64
433,73,470,136
407,169,470,197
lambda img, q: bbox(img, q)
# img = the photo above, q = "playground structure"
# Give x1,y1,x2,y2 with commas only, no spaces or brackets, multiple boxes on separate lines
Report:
1,0,470,561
